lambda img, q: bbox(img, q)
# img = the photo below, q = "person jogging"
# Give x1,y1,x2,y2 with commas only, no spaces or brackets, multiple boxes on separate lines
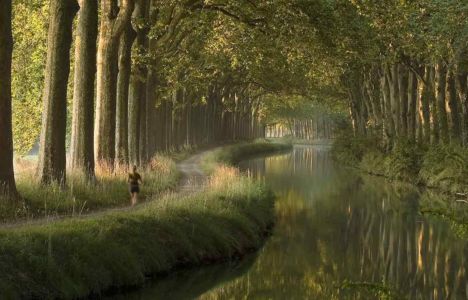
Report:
128,165,143,206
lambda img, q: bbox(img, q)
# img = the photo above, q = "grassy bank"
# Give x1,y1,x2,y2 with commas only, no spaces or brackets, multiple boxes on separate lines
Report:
201,140,293,172
1,155,179,223
266,136,334,146
332,134,468,239
332,134,468,194
0,143,280,299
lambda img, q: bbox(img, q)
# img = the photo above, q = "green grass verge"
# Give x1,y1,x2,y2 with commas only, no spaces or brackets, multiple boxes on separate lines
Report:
201,140,293,173
332,134,468,194
1,155,179,222
0,145,277,299
265,136,334,146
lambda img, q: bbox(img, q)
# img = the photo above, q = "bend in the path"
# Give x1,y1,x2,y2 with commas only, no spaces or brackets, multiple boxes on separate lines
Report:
176,148,220,193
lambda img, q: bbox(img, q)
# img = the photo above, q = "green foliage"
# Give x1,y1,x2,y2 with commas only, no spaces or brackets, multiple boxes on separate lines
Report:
339,280,405,300
10,0,468,157
384,140,425,182
419,145,468,193
0,156,274,299
262,94,347,126
11,0,48,154
333,135,468,194
331,131,381,166
359,139,424,182
359,149,387,176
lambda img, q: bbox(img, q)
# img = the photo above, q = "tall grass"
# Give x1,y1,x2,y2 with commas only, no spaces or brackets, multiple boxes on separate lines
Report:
202,140,293,173
1,155,178,222
0,163,274,299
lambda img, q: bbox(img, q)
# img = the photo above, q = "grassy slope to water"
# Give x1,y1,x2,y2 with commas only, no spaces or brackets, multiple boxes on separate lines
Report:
332,135,468,194
0,142,289,299
202,140,293,173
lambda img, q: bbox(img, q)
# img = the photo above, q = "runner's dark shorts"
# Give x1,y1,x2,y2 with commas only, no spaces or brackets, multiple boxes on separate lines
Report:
130,184,140,194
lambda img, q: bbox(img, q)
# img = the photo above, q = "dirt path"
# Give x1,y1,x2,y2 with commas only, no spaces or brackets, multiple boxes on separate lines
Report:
176,149,215,193
1,149,215,230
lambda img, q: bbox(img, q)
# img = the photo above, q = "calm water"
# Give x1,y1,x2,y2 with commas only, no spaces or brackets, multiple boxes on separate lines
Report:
112,146,468,299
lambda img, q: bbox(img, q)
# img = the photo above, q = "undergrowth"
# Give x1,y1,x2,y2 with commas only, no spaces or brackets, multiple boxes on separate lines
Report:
339,280,405,300
332,133,468,194
419,144,468,193
0,155,178,222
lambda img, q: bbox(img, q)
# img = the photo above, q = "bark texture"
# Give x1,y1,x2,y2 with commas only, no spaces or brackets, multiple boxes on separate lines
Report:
95,0,134,168
128,75,142,166
37,0,79,184
0,0,17,198
115,23,136,166
71,0,98,179
435,62,449,143
128,0,149,164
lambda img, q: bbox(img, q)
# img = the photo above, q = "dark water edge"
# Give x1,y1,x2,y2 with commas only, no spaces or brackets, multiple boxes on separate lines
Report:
110,145,468,300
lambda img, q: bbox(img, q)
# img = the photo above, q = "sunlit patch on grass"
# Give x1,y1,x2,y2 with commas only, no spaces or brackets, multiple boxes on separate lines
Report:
4,155,179,223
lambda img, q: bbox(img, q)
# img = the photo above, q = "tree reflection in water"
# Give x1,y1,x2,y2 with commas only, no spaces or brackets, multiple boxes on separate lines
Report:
112,146,468,300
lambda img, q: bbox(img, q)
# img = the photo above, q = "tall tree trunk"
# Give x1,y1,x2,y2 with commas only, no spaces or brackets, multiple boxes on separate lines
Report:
398,65,409,138
365,68,382,132
139,86,148,162
426,66,439,144
435,62,449,143
38,0,79,184
145,70,156,158
71,0,98,180
115,23,136,167
128,75,141,165
0,0,17,198
455,69,468,146
407,71,418,141
158,99,167,151
95,0,134,169
129,0,149,163
386,65,401,138
186,92,192,145
419,67,432,144
348,92,359,136
381,72,394,144
446,70,461,143
165,98,173,149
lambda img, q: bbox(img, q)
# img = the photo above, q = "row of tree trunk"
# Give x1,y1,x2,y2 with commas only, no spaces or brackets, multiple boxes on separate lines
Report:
266,118,336,140
344,63,468,148
152,87,265,155
0,0,266,200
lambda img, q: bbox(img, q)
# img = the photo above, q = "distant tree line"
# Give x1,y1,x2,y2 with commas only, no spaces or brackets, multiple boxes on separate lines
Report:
266,118,336,141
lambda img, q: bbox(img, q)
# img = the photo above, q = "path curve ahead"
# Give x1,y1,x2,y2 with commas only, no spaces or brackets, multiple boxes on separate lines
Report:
176,148,217,193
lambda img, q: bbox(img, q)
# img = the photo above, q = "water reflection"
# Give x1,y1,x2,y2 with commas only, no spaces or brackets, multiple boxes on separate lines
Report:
113,146,468,300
